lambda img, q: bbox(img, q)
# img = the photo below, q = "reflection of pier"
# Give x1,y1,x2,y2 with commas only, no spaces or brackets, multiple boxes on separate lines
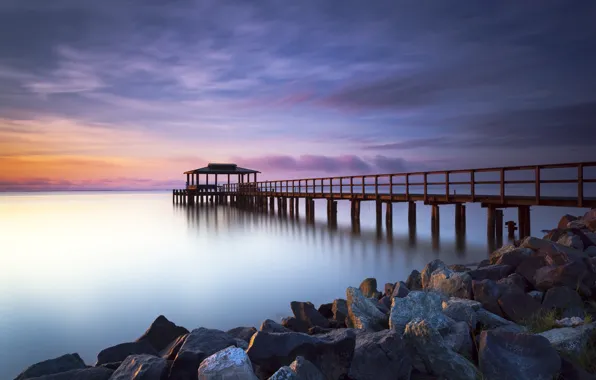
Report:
173,161,596,241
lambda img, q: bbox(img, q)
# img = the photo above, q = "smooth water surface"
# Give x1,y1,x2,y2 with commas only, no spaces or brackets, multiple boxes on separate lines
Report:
0,191,590,378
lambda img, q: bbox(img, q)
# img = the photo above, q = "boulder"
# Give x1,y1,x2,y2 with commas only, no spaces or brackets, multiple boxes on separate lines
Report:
234,339,249,350
555,317,586,328
136,315,189,352
497,273,530,292
392,281,410,298
359,278,378,298
160,333,188,360
379,296,392,311
472,279,504,316
497,288,542,323
317,303,334,319
226,327,257,344
109,354,167,380
260,319,292,333
544,228,566,242
542,286,585,318
489,244,517,264
21,368,113,380
406,269,423,290
169,328,238,380
495,248,533,269
268,366,297,379
389,291,453,334
14,353,86,380
246,329,356,380
478,329,561,380
441,297,482,311
427,269,473,299
538,323,596,355
291,302,330,329
515,255,549,286
421,259,448,289
282,317,310,333
308,326,333,335
384,283,395,298
96,341,157,366
475,308,521,330
559,357,596,380
586,246,596,257
448,264,471,272
348,330,412,380
289,356,325,380
558,233,585,251
559,214,579,229
527,290,544,303
521,236,585,259
442,301,477,329
197,346,258,380
468,264,514,282
442,321,474,360
346,287,388,331
375,299,390,314
403,319,481,380
534,261,591,295
477,259,491,268
332,299,348,324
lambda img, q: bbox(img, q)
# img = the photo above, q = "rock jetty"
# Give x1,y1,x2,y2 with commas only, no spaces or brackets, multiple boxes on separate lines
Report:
13,209,596,380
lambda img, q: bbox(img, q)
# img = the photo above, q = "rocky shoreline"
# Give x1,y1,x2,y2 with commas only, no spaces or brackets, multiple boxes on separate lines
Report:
13,209,596,380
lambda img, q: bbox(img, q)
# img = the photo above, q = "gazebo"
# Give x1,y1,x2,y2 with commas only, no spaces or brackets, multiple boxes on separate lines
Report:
184,163,260,191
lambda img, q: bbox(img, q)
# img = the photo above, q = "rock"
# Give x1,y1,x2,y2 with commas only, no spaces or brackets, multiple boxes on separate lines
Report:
538,323,596,355
421,259,448,289
282,317,310,333
555,317,586,327
348,330,412,380
246,329,356,380
406,269,422,290
497,288,542,323
448,264,471,272
197,346,258,380
521,236,585,259
317,303,334,319
159,333,188,360
534,261,591,295
260,319,292,333
477,259,491,268
21,368,113,380
346,287,388,331
542,286,585,318
495,248,533,269
109,354,167,380
527,290,544,303
226,327,257,343
289,356,325,380
389,291,453,334
392,281,410,298
442,321,474,360
375,299,390,314
169,328,238,380
478,329,561,380
558,233,585,251
234,338,249,350
469,264,514,282
96,341,158,366
269,367,297,380
472,279,504,316
332,299,348,324
515,255,549,286
379,296,392,310
544,228,566,242
14,353,86,380
559,214,579,229
475,308,520,330
489,244,517,264
136,315,189,352
403,319,481,380
291,302,330,329
586,246,596,257
384,283,395,297
359,278,378,298
442,302,477,328
442,297,482,311
427,269,473,299
497,273,530,292
308,326,333,335
586,232,596,247
559,357,596,380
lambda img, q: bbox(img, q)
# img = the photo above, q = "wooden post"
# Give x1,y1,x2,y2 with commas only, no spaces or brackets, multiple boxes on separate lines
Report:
424,173,428,203
389,175,393,198
386,201,393,228
487,205,496,239
460,204,466,231
376,199,382,225
535,166,541,205
309,199,315,221
445,172,450,202
405,174,410,200
525,206,532,238
408,201,416,226
269,196,275,212
431,204,440,232
350,177,354,194
295,197,299,217
351,199,360,221
500,168,505,204
579,163,584,208
455,203,462,231
471,170,475,202
496,209,504,239
327,199,336,223
518,206,526,239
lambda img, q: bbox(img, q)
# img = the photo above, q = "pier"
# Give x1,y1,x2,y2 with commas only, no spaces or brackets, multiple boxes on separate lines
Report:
173,161,596,240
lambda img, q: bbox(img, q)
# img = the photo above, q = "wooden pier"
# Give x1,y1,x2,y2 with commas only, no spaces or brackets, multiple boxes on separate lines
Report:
174,161,596,240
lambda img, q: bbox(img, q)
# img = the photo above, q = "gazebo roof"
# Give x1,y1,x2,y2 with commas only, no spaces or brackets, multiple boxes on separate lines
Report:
184,163,260,175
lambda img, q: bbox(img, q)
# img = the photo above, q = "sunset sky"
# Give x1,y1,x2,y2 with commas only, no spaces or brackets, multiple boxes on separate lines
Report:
1,1,595,190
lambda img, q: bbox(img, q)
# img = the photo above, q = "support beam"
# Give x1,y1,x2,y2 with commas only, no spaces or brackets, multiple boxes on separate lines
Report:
385,201,393,229
455,203,462,231
269,196,275,212
487,205,496,239
376,200,382,226
408,201,416,226
518,206,527,239
295,197,299,217
460,204,466,231
431,204,440,232
496,209,504,239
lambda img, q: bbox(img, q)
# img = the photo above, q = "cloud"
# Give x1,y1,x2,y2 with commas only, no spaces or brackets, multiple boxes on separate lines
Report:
0,177,183,191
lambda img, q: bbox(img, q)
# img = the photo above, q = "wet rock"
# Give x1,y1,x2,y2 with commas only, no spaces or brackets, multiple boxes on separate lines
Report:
136,315,189,352
478,329,561,380
442,297,482,311
384,283,395,297
110,354,167,380
317,303,334,319
559,214,579,229
527,290,544,303
489,244,517,264
442,301,477,328
282,317,310,334
246,329,356,380
472,279,504,316
375,299,390,314
421,259,448,289
269,366,297,379
169,328,238,380
359,278,378,298
14,353,86,380
160,334,188,360
477,259,491,268
469,264,514,282
346,287,388,331
497,273,530,292
521,236,585,259
197,346,258,380
538,323,596,355
260,319,292,333
497,288,542,323
555,317,586,327
406,269,423,290
348,329,412,380
495,248,533,269
515,255,549,286
379,296,392,310
96,341,157,366
475,309,520,330
558,233,585,251
226,327,257,344
21,368,113,380
542,286,585,318
449,264,471,272
404,319,481,380
389,291,453,334
289,356,325,380
443,321,474,360
544,228,566,242
534,261,591,295
234,339,249,350
392,281,410,298
427,269,473,299
332,299,348,324
291,301,330,329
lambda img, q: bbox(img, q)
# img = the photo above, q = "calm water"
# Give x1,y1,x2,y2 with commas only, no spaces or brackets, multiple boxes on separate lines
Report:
0,191,590,378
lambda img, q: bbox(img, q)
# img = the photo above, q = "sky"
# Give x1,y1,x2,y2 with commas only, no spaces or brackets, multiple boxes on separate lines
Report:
0,1,595,190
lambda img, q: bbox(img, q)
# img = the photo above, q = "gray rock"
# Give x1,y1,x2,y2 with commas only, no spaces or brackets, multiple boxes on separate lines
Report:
260,319,292,333
246,329,356,380
332,299,348,324
289,356,325,380
234,339,249,350
527,290,544,303
197,346,258,380
534,261,592,296
521,236,585,258
96,341,157,366
359,278,378,298
449,264,471,272
472,279,504,316
389,291,454,334
136,315,189,352
14,353,86,380
346,287,388,331
558,233,585,251
392,281,410,298
497,288,542,324
497,273,530,292
495,248,533,269
421,259,448,289
406,269,423,290
475,308,518,329
109,354,167,380
427,269,473,299
378,296,392,311
403,319,481,380
384,283,395,297
291,301,330,329
489,244,517,264
542,286,585,318
555,317,585,327
442,302,477,329
348,329,412,380
538,323,596,355
23,368,113,380
268,367,297,380
478,330,561,380
441,297,482,311
169,328,238,380
226,327,257,344
374,298,390,314
515,255,549,287
559,357,596,380
469,264,514,282
442,321,474,360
